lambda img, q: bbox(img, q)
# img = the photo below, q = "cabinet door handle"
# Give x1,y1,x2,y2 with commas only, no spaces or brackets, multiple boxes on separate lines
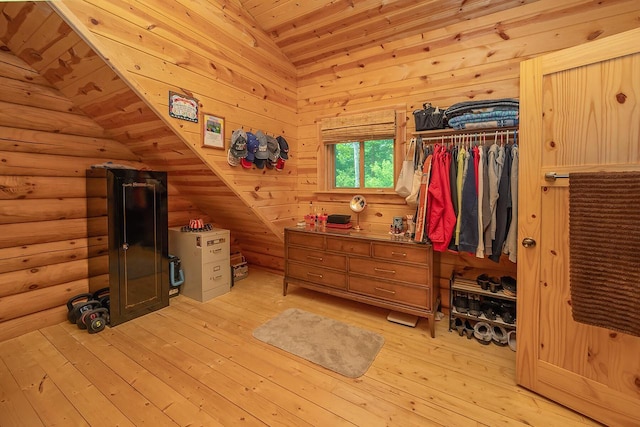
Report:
375,287,396,295
306,256,323,262
307,273,323,279
374,267,396,274
391,251,406,257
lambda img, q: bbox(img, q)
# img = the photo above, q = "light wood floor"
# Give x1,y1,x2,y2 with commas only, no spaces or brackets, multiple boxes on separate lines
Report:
0,267,601,427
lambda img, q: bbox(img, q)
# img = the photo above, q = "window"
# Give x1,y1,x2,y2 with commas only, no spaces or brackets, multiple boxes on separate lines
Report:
321,109,400,191
333,139,394,188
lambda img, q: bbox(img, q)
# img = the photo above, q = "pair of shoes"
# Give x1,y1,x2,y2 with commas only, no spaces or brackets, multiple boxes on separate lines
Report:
473,321,492,344
507,330,516,352
453,317,464,335
453,291,469,313
468,294,482,317
492,325,509,346
501,276,517,297
500,301,516,324
453,317,475,339
489,276,501,293
476,274,490,290
463,319,474,339
480,301,499,320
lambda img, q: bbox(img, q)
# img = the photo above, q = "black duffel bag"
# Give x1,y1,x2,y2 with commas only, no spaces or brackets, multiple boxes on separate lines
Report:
413,103,446,131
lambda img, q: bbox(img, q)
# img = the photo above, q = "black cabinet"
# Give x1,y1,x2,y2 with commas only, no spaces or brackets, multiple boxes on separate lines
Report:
87,168,169,326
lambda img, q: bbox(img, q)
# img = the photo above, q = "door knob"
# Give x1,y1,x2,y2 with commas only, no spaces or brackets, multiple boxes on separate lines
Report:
521,238,536,248
122,243,129,251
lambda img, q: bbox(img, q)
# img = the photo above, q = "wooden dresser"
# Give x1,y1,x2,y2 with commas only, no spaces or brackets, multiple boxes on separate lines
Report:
284,227,438,337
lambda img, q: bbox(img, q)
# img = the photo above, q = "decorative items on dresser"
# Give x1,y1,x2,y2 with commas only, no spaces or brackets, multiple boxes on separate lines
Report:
283,227,438,337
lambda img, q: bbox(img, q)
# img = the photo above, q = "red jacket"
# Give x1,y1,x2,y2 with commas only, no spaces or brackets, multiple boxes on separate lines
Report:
427,145,457,252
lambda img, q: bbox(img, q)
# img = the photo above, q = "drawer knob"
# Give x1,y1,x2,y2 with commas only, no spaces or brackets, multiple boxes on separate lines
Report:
375,287,396,295
391,251,406,257
374,267,396,274
307,256,323,262
307,273,323,279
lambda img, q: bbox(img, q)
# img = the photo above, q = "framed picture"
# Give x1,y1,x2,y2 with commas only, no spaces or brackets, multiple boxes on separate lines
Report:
201,113,225,149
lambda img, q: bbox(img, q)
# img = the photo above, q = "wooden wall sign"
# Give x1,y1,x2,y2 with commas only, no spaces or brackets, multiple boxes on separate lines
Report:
169,91,199,122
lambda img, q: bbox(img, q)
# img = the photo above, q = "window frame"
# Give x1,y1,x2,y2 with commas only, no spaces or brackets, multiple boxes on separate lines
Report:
318,108,405,196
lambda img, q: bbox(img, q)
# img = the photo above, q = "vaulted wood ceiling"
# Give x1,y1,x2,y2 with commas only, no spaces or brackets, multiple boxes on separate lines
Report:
239,0,541,67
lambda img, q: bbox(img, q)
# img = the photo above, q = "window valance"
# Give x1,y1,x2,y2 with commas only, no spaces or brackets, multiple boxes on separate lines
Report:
320,110,397,143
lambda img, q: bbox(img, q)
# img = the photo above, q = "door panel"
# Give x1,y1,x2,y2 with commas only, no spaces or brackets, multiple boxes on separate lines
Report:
121,181,162,308
518,28,640,426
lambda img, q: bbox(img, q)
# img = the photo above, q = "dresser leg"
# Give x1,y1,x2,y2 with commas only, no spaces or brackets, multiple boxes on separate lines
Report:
429,315,436,338
283,279,288,296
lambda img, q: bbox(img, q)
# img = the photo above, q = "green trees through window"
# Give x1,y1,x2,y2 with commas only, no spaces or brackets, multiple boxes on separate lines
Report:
333,139,394,189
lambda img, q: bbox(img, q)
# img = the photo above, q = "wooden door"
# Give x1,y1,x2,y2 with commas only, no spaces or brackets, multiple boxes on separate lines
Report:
517,28,640,426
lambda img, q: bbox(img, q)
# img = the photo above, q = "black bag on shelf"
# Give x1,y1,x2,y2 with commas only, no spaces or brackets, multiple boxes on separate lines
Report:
413,103,446,131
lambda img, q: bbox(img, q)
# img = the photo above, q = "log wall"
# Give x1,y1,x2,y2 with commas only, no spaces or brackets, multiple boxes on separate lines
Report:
0,51,209,342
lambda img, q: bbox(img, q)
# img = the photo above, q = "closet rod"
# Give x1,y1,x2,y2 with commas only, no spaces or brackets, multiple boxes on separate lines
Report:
416,129,515,143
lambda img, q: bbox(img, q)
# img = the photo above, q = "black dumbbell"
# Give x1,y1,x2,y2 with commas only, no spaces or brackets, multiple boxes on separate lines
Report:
92,287,110,312
67,293,95,324
78,307,110,334
75,301,103,330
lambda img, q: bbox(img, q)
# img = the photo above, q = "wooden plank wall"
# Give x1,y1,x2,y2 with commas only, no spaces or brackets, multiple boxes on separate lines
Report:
0,51,209,342
296,0,640,307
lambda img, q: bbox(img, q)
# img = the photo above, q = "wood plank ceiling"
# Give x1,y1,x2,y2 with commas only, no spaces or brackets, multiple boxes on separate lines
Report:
0,0,538,267
240,0,541,67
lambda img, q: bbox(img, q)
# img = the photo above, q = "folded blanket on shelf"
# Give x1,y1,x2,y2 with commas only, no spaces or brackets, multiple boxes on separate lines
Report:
448,110,519,130
445,98,519,119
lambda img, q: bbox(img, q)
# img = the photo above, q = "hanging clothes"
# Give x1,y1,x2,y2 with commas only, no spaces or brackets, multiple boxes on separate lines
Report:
454,146,467,246
485,141,501,256
427,145,456,252
413,152,433,243
481,144,491,244
447,144,459,252
489,144,512,263
503,143,519,262
415,128,517,263
458,146,479,253
476,141,486,258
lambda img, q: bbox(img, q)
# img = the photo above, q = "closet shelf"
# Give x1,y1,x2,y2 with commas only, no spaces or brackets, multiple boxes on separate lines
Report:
411,126,518,138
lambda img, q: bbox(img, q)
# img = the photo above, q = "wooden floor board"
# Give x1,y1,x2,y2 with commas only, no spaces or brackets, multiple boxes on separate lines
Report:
17,331,134,427
0,267,601,427
0,357,44,427
0,336,88,426
102,324,260,427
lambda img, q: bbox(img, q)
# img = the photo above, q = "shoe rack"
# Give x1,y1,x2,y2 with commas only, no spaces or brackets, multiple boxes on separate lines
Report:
449,270,517,350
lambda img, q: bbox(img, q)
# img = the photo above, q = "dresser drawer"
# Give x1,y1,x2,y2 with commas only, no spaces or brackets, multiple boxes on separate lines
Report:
287,261,347,290
349,276,430,309
326,237,370,256
348,257,429,285
287,247,346,271
288,231,324,249
371,242,430,264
